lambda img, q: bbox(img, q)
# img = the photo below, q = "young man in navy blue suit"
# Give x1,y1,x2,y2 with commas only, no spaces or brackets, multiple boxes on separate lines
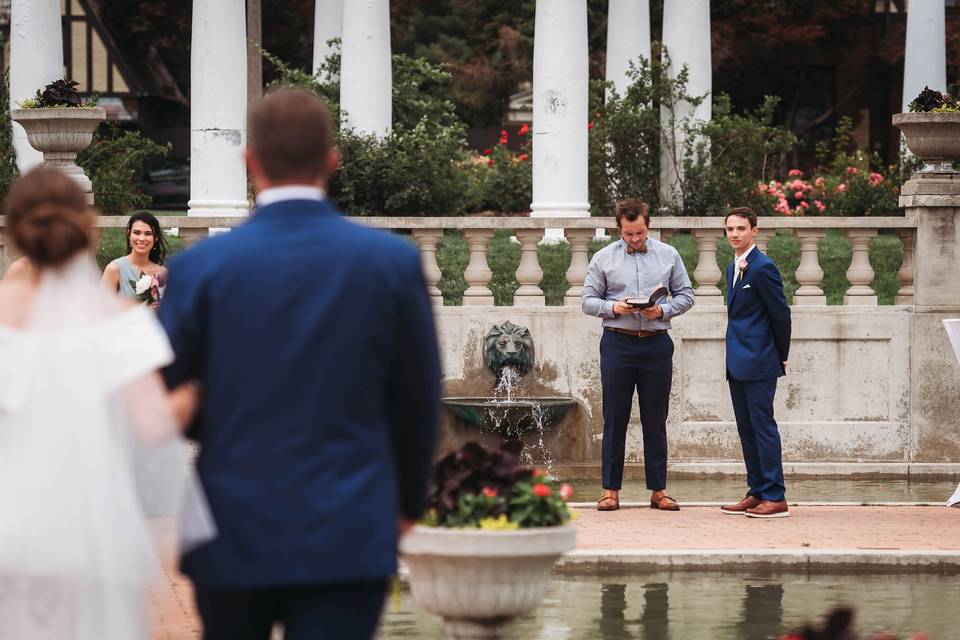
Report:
159,90,441,639
721,208,792,519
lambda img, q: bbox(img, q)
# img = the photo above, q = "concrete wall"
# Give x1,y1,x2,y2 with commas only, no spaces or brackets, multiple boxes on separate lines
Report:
435,305,960,476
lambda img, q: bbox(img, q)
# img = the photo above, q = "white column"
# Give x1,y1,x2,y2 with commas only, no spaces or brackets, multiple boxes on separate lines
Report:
902,0,946,112
189,0,249,217
531,0,590,236
313,0,343,79
9,0,63,170
660,0,711,209
605,0,650,100
340,0,391,137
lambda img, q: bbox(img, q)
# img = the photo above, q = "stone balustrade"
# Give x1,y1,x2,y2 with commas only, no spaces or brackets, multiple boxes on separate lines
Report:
0,215,917,307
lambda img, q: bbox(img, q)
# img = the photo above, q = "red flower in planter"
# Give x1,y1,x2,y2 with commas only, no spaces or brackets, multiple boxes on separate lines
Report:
487,158,495,167
499,130,508,145
519,153,528,161
532,468,546,478
482,487,498,498
532,483,552,497
518,123,529,136
559,483,574,501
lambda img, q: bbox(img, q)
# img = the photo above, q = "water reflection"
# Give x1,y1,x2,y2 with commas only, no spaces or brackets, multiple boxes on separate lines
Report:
596,584,631,638
736,583,784,640
378,572,957,639
639,583,670,640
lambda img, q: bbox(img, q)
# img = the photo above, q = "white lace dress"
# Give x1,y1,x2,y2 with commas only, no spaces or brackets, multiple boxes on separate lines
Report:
0,259,181,639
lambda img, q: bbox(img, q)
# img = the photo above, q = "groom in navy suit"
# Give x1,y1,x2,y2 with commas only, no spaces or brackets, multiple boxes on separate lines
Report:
720,208,792,519
159,90,441,639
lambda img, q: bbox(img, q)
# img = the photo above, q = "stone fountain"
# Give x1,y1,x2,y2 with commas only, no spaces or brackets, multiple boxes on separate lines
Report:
442,321,578,437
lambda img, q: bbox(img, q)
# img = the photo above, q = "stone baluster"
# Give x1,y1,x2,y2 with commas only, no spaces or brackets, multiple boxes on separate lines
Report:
462,229,495,306
755,228,774,253
793,229,826,305
179,227,210,248
412,229,444,301
514,229,546,306
564,228,595,306
658,228,673,244
895,229,915,305
691,229,723,302
843,228,877,305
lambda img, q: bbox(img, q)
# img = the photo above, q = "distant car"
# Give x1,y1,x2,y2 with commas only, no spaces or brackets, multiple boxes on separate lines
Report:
140,161,189,210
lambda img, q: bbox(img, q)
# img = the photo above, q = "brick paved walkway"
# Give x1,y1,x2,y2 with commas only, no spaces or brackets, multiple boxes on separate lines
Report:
148,505,960,639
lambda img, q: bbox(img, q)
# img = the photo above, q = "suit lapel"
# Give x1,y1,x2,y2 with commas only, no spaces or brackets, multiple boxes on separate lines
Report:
729,247,762,310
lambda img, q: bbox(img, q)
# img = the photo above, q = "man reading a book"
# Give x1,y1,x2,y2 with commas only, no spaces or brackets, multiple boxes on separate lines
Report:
581,199,695,512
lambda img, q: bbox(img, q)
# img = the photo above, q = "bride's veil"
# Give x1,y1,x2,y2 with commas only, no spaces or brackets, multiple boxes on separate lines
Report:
0,255,213,639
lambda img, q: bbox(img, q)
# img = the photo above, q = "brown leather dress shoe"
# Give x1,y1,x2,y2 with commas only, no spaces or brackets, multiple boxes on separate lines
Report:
720,493,762,515
650,494,680,511
596,493,619,511
744,500,790,518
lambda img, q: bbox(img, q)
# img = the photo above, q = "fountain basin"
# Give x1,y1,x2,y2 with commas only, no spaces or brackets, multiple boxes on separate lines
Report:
442,396,578,434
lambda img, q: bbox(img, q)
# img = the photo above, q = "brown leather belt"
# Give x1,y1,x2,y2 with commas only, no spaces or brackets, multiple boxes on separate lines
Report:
605,327,667,338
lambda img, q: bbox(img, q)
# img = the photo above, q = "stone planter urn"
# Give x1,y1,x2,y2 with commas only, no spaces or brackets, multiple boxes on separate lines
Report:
400,524,576,639
11,107,106,203
892,112,960,175
892,112,960,206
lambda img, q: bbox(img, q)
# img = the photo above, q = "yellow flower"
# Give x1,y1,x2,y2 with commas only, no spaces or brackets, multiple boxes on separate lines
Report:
478,515,519,531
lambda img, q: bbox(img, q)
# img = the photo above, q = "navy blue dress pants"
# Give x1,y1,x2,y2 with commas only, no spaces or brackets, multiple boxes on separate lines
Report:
600,330,673,491
728,377,786,501
195,579,389,640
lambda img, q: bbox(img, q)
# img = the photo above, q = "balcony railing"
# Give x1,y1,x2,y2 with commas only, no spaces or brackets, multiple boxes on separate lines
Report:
0,215,917,307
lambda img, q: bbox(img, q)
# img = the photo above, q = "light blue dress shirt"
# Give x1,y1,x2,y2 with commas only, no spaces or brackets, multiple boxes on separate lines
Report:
581,237,695,330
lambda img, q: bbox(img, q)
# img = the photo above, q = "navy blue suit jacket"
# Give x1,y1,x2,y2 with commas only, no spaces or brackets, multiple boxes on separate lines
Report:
725,248,791,382
159,199,441,588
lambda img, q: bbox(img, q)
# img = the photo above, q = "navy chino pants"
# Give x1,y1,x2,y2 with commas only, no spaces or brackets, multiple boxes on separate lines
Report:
600,330,674,491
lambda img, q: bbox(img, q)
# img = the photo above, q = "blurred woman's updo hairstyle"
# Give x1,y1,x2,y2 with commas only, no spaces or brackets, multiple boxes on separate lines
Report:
4,167,92,268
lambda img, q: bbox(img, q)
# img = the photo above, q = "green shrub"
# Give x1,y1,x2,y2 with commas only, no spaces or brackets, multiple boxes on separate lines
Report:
266,45,472,217
78,124,170,215
0,72,19,205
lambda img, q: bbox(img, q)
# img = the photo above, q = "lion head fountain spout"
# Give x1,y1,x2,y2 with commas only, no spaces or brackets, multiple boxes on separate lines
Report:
484,321,534,382
443,321,577,436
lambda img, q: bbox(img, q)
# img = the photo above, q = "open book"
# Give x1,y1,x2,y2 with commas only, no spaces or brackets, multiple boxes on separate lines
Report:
626,284,668,309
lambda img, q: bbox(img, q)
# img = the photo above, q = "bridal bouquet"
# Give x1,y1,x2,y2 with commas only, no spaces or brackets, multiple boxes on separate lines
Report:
129,272,164,306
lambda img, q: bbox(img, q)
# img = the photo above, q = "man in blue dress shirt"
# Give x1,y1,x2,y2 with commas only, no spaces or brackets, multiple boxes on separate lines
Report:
582,199,695,512
159,90,441,639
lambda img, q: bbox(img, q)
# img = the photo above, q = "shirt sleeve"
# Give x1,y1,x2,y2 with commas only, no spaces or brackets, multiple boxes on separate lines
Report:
659,249,695,321
581,253,616,318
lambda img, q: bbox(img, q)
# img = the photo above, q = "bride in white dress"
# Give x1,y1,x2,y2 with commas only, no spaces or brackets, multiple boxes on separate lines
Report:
0,168,206,639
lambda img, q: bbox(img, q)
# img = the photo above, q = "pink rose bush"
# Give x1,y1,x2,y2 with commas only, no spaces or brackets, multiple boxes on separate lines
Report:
755,165,900,217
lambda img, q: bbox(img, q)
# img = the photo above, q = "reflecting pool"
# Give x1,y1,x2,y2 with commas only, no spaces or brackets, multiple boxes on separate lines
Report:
379,572,960,639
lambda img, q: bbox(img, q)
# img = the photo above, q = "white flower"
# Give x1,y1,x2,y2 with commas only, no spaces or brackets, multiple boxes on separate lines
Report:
134,274,153,295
